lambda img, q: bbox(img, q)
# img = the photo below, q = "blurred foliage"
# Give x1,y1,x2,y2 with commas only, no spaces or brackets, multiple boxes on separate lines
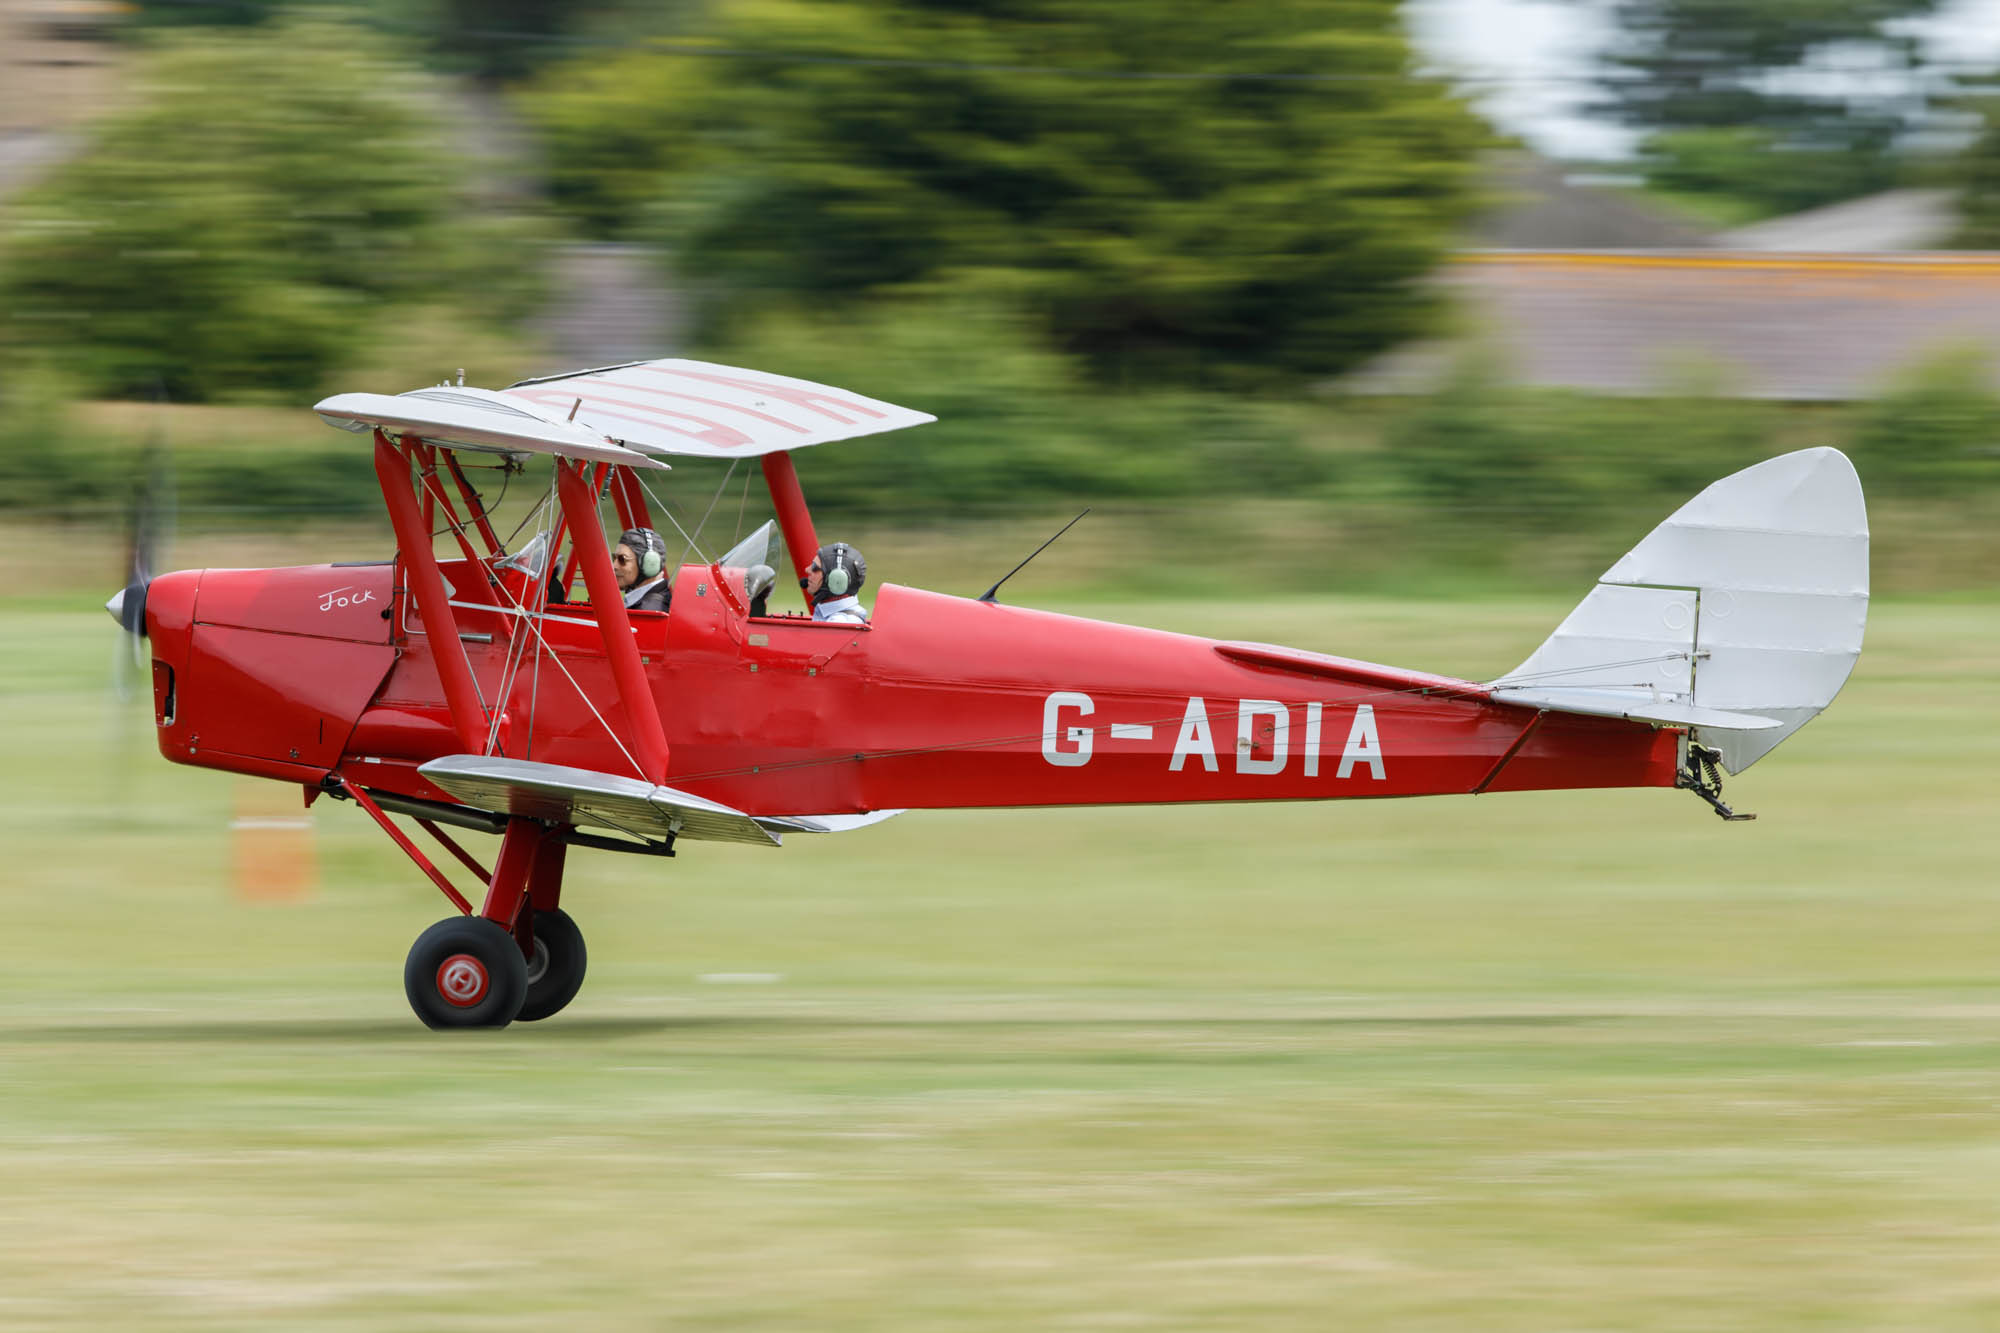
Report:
524,0,1488,389
398,0,705,83
123,0,675,81
1947,94,2000,247
1378,353,1777,548
713,295,1325,520
521,44,711,239
0,14,546,403
1644,126,1903,219
418,0,598,81
1852,346,2000,496
10,340,1998,591
1599,0,1943,218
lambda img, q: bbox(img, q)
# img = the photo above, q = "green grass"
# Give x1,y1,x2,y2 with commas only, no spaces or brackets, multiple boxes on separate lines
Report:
2,598,1998,1330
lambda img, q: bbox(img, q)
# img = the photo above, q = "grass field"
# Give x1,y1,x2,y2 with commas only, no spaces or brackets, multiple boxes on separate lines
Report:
2,595,1998,1330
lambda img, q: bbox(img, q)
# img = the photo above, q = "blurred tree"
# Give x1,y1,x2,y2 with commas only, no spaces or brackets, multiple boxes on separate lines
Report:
1851,344,2000,495
1599,0,1946,217
0,15,544,402
1948,93,2000,245
528,0,1486,388
523,45,714,239
426,0,584,81
711,292,1321,520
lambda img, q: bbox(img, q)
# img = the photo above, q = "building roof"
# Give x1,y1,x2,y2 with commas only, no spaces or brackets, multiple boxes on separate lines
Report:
1717,189,1960,253
1345,251,2000,400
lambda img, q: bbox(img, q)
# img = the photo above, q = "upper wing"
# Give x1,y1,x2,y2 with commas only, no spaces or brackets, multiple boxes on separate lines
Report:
500,359,936,460
315,387,670,469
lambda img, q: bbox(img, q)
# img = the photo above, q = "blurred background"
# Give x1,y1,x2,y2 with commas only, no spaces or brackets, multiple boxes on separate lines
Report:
5,4,2000,1328
5,0,2000,595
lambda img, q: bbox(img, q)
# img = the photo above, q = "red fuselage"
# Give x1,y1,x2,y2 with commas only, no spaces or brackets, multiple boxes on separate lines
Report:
142,558,1679,818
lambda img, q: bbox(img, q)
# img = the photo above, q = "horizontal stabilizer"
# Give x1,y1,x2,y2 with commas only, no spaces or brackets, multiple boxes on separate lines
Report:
419,755,779,847
315,388,671,469
1489,687,1783,731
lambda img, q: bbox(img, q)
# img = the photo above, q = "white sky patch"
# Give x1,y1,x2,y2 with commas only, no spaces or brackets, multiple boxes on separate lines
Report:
1406,0,2000,161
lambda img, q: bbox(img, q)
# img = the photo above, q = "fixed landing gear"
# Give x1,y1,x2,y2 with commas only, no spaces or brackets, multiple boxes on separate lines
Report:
517,907,588,1023
406,915,530,1029
361,802,588,1029
1678,742,1756,821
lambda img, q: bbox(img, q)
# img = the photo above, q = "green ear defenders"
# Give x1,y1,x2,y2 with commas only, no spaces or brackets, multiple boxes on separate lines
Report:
619,528,665,579
809,542,866,603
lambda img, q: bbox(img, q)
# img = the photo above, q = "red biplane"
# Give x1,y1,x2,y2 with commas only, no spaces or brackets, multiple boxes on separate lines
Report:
107,359,1869,1028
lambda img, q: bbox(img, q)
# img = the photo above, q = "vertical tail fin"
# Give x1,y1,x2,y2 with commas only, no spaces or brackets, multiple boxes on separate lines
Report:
1492,448,1868,773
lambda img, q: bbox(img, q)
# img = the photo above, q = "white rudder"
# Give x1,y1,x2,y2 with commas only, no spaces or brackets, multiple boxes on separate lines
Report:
1491,447,1868,774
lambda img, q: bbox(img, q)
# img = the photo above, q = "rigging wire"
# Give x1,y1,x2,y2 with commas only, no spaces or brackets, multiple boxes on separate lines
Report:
411,460,495,718
671,460,738,569
505,475,556,546
482,492,558,757
733,463,754,548
636,469,714,568
479,542,652,783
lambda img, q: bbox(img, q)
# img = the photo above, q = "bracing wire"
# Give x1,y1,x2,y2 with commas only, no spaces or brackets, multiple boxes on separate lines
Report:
479,558,652,783
505,476,557,547
1484,652,1694,688
482,495,556,757
637,469,715,569
733,463,754,547
669,460,737,570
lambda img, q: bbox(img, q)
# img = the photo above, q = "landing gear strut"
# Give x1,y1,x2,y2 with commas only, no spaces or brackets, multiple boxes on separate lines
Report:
351,799,589,1029
1678,742,1756,821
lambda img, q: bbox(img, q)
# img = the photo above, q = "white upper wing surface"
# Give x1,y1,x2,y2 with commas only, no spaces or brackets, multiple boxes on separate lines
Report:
499,359,936,459
315,387,669,469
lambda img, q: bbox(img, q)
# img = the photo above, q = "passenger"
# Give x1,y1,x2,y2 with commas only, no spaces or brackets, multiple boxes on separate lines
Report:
802,542,870,624
613,527,672,613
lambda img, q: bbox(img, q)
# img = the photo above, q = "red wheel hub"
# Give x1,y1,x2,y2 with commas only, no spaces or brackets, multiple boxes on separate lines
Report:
436,953,490,1007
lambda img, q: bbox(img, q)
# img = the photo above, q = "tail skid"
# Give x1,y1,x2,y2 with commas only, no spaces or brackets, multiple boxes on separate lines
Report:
1493,447,1869,775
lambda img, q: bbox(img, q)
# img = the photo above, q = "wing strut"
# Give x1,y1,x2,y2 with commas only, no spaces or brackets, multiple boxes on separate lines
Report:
442,450,504,557
553,458,672,784
611,466,653,533
374,431,489,754
761,451,819,588
411,442,488,570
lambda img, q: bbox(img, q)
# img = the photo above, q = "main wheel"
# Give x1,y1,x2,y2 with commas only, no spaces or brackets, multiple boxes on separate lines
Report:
405,915,529,1030
516,907,587,1023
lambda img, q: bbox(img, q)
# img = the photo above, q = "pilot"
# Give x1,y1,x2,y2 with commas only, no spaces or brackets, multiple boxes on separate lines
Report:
802,542,869,624
613,527,673,613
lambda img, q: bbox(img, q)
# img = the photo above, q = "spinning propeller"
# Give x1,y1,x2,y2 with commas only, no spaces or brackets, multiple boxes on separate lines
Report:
106,417,174,702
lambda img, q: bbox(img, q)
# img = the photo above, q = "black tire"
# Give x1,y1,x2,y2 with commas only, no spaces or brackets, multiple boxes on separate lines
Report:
405,915,529,1030
516,907,587,1023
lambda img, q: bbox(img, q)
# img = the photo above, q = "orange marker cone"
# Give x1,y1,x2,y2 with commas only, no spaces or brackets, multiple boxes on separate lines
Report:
231,780,318,903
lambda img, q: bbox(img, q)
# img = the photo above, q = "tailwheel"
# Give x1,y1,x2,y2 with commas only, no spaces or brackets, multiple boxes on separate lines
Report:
516,907,587,1023
405,916,529,1029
